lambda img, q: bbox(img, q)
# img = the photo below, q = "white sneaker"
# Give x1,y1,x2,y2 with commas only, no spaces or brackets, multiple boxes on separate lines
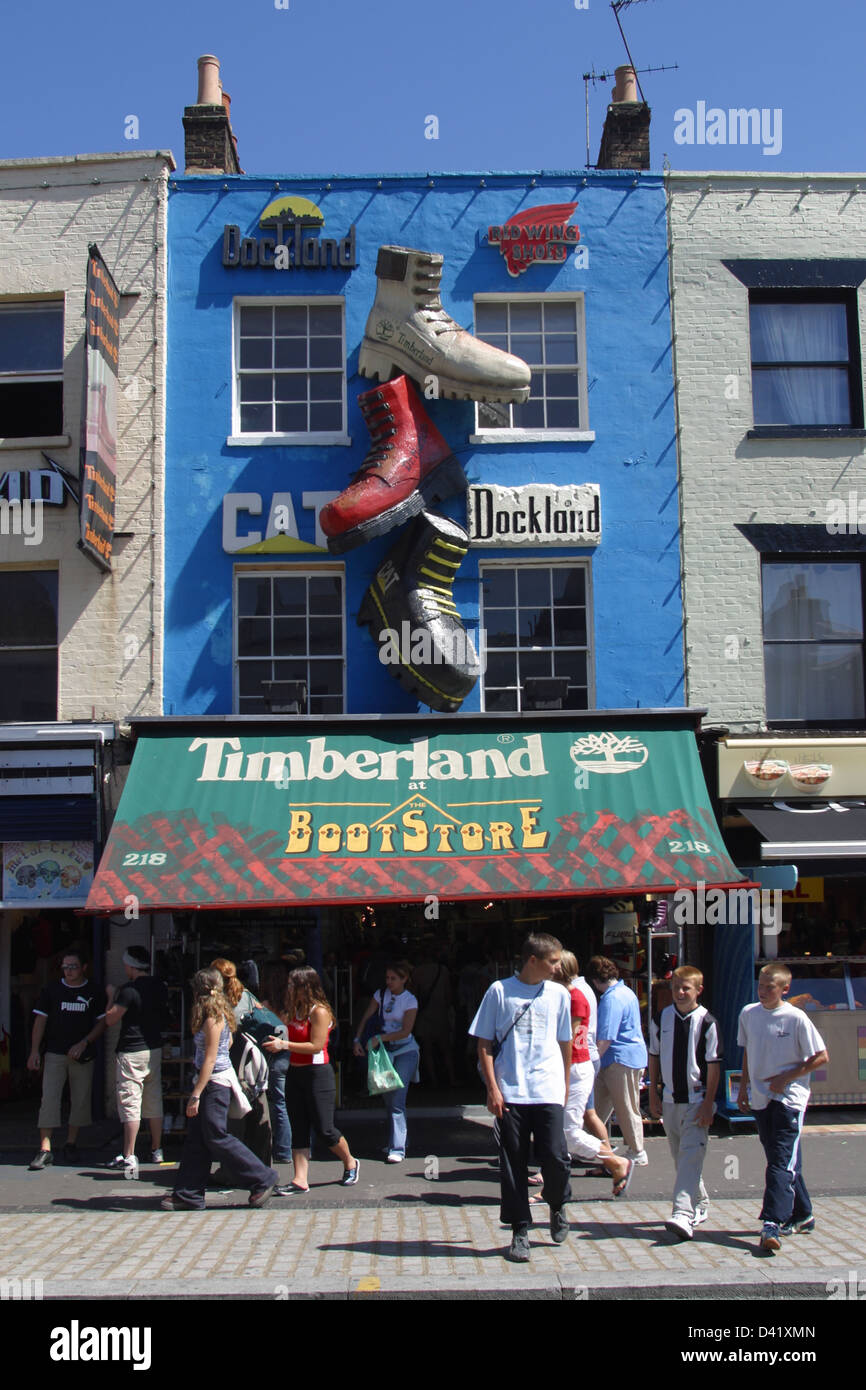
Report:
386,1151,404,1164
151,1149,165,1165
665,1213,693,1241
692,1205,709,1227
625,1149,649,1166
107,1154,139,1179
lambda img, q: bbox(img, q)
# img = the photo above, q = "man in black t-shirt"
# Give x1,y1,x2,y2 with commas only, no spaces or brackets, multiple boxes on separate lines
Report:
104,945,167,1177
27,949,107,1169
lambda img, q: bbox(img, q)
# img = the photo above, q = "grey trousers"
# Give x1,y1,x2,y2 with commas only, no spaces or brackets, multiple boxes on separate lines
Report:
663,1100,709,1220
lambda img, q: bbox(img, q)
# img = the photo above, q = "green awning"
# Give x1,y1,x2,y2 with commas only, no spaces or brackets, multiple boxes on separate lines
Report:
86,715,745,912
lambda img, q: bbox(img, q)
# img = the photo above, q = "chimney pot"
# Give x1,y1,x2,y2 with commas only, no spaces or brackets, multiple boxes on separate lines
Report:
611,65,638,104
197,54,222,105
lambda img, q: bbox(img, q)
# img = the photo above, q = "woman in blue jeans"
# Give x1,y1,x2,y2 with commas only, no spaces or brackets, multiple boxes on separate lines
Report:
256,961,293,1192
354,962,419,1162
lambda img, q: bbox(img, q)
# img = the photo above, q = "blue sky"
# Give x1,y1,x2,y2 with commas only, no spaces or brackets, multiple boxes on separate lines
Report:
1,0,863,174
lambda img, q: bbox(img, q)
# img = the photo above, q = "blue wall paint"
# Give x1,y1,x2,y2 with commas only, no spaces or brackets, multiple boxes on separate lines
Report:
165,171,681,715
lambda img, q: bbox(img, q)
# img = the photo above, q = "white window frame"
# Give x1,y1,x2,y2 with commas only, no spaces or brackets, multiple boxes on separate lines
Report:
478,558,595,713
227,297,350,447
470,292,593,444
232,563,347,714
0,298,68,449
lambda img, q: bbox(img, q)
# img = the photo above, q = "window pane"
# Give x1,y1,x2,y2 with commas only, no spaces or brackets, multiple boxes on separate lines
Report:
546,397,581,429
486,687,518,711
546,370,580,398
552,568,585,605
309,577,342,613
240,403,272,432
766,643,865,721
309,660,344,696
543,302,577,332
510,303,542,332
273,617,307,654
240,338,272,370
240,376,272,403
750,302,849,364
554,609,587,646
477,400,512,429
309,373,343,401
273,660,308,683
0,651,57,720
517,569,551,606
0,381,63,437
513,395,544,428
544,334,578,365
752,367,850,426
309,402,342,431
0,571,58,646
274,306,307,336
554,650,587,684
475,303,507,333
273,578,307,615
309,337,342,369
276,403,308,433
485,651,517,687
485,611,517,647
763,564,862,641
238,660,272,696
0,307,63,373
482,570,515,606
518,650,552,679
274,337,307,369
309,306,342,335
309,617,342,654
240,307,272,336
238,618,271,657
274,374,307,402
237,578,271,617
510,333,543,364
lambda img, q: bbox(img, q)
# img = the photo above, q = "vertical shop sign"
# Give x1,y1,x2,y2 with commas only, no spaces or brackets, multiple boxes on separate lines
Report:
79,245,120,571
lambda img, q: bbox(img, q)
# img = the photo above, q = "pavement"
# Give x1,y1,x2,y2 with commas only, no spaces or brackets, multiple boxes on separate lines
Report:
0,1104,864,1301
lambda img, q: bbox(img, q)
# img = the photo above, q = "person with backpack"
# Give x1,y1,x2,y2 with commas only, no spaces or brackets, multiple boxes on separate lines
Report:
160,968,277,1211
210,958,272,1173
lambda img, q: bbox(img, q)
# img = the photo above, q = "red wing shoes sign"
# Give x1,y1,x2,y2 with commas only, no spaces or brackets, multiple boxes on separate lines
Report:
488,203,580,276
86,720,744,911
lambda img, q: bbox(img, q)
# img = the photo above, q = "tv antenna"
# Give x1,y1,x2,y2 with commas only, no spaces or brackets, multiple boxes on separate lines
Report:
583,3,677,167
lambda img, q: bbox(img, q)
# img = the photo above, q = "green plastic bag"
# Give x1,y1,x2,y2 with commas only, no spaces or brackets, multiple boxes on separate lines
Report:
367,1041,403,1096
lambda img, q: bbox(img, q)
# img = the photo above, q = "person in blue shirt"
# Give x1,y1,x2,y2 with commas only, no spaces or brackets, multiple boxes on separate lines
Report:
587,955,648,1166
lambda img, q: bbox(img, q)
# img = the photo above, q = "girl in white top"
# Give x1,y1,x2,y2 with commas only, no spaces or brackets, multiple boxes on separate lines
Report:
354,961,419,1162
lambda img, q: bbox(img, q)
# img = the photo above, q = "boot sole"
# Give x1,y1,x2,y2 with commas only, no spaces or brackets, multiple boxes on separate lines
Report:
357,587,476,713
325,455,468,555
358,340,531,404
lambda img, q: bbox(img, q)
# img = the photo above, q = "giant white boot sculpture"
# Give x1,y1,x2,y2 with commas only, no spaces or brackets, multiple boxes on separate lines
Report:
359,245,531,404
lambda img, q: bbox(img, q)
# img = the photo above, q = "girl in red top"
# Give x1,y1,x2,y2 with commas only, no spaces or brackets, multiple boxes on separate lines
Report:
263,968,359,1192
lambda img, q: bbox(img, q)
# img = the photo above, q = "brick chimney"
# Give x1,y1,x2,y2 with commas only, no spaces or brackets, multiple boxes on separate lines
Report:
596,65,650,170
183,55,242,175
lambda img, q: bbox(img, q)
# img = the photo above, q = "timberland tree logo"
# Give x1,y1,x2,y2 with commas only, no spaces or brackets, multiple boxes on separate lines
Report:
570,733,649,777
285,792,549,858
376,319,395,342
488,203,580,277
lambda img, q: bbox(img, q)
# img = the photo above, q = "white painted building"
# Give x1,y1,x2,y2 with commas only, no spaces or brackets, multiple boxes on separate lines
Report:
668,172,866,1104
0,152,174,1103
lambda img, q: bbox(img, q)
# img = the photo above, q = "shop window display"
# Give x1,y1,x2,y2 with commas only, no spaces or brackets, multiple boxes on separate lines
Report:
479,563,591,712
234,570,345,714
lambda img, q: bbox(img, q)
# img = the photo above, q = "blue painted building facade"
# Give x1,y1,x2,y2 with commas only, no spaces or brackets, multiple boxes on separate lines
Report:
164,170,680,719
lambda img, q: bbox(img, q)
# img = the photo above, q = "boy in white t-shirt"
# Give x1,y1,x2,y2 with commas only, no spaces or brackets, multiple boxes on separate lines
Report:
470,933,573,1265
737,963,829,1254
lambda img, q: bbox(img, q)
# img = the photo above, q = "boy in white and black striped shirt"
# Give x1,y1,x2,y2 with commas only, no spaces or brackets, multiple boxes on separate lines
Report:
648,965,722,1241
